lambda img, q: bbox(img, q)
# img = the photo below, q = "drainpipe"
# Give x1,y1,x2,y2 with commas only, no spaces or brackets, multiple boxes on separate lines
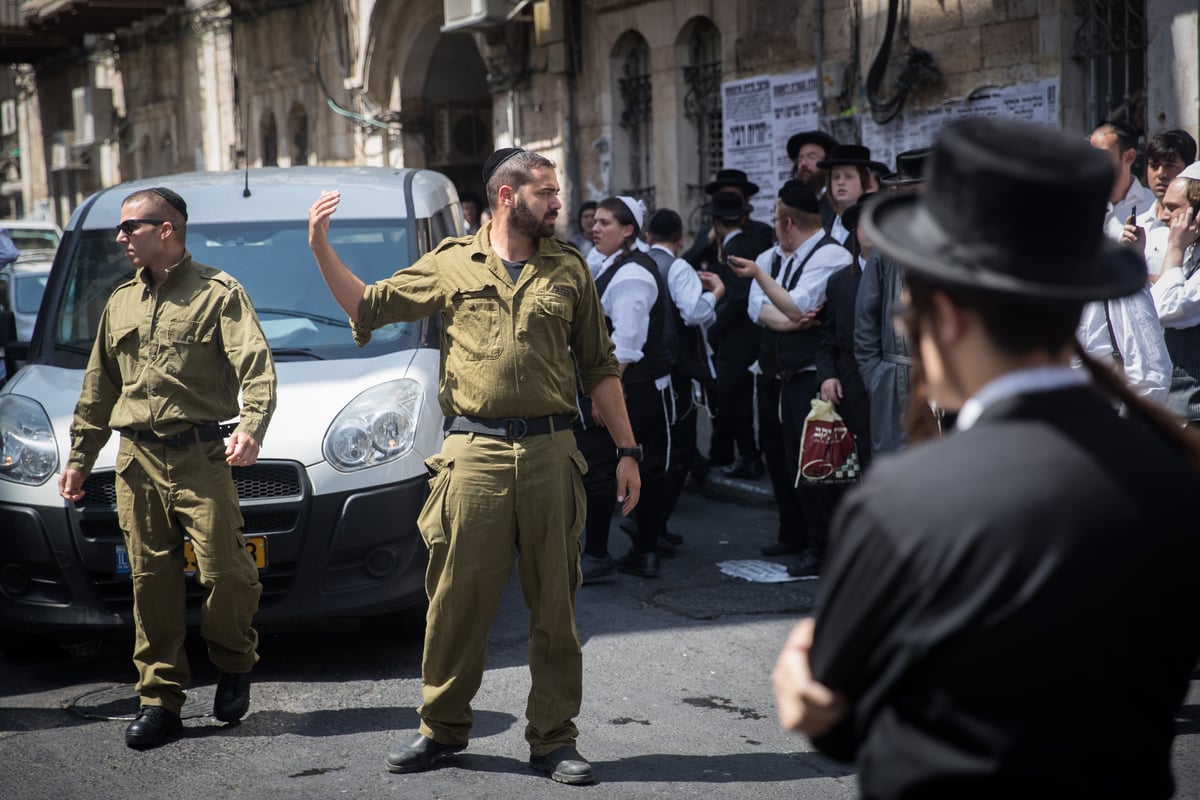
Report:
814,0,826,118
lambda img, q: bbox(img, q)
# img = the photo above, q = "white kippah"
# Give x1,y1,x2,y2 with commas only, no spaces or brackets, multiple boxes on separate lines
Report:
1179,161,1200,181
616,195,646,230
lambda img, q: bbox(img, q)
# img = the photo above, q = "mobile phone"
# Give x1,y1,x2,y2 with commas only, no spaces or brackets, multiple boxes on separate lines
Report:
1127,205,1136,225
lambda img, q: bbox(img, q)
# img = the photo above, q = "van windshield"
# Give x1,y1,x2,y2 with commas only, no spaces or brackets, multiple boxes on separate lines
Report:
51,220,422,361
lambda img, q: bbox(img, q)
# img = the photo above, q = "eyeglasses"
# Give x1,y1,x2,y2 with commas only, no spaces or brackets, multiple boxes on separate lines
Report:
116,218,166,236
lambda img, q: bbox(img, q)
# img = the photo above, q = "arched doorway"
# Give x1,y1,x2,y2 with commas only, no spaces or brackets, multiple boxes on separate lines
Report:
421,32,492,202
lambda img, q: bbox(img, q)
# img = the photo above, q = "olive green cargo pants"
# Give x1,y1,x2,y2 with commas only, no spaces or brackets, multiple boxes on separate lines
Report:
114,437,262,714
416,428,588,756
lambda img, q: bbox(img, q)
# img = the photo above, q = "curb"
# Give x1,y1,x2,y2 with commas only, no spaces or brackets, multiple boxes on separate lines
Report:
699,472,778,507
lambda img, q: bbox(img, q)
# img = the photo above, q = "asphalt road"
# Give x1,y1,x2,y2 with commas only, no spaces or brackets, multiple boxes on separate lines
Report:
3,480,1200,799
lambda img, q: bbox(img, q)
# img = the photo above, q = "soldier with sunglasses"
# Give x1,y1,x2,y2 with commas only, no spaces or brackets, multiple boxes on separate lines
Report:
59,186,277,748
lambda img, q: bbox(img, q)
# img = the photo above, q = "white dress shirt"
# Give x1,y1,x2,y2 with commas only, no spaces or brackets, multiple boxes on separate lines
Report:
1076,286,1170,405
593,248,660,366
1151,244,1200,328
747,230,852,324
1136,206,1169,276
648,243,717,328
1103,177,1156,241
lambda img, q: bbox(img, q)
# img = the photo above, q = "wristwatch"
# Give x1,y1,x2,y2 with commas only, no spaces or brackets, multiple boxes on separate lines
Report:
616,445,644,462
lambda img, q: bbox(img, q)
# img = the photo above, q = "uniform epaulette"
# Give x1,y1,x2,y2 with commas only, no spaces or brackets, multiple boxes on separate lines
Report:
555,238,583,258
196,265,237,288
435,235,473,253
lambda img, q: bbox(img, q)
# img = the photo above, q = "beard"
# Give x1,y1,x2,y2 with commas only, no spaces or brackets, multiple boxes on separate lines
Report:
799,167,826,194
509,195,557,239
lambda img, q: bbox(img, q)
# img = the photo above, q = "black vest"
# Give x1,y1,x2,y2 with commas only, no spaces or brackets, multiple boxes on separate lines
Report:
760,235,842,378
646,246,714,382
594,250,672,385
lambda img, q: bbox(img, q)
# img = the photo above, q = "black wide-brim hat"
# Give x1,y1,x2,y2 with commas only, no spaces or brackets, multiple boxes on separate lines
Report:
862,118,1147,302
704,169,759,197
816,144,888,174
786,130,838,161
879,148,931,187
702,190,753,219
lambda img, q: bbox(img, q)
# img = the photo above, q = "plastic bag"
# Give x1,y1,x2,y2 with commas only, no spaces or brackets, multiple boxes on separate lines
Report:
797,398,861,486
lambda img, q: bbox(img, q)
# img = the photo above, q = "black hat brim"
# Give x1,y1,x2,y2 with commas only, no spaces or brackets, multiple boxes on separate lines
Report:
787,132,838,161
702,200,754,218
817,158,890,174
877,173,924,188
862,193,1148,302
704,178,759,196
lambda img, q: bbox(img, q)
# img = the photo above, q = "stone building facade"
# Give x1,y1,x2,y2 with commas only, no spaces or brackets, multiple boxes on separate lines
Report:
1,0,1196,235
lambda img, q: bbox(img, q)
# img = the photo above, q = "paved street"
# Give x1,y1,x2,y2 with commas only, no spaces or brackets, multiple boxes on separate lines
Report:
3,479,1200,799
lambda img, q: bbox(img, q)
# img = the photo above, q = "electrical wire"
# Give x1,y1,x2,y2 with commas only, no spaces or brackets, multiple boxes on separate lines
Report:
314,0,390,129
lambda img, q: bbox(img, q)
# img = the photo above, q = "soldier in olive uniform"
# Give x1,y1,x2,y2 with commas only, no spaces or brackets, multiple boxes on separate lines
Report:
58,187,277,748
308,149,641,786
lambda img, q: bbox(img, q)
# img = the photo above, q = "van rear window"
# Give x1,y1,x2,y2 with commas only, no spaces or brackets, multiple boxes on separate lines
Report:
51,220,423,361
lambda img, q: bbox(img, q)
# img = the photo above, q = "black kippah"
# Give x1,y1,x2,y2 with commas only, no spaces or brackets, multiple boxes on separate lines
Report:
482,148,525,185
777,179,819,214
149,187,188,221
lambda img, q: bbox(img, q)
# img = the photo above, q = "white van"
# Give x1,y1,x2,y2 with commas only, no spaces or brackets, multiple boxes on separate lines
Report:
0,167,463,634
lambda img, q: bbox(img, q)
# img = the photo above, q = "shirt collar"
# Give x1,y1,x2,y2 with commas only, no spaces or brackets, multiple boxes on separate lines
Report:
955,366,1087,432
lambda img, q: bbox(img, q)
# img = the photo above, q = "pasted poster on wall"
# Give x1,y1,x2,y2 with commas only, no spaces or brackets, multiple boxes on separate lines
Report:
860,77,1060,173
721,70,820,225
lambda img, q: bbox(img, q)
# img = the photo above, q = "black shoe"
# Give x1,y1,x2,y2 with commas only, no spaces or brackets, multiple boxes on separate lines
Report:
723,459,764,480
529,745,595,785
580,553,615,584
621,522,676,556
616,551,660,578
125,705,183,749
761,541,804,556
661,530,684,546
213,671,251,723
787,551,824,578
385,733,466,774
655,537,677,557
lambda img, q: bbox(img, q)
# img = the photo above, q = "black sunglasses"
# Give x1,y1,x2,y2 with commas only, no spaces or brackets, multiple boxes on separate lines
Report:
116,218,166,236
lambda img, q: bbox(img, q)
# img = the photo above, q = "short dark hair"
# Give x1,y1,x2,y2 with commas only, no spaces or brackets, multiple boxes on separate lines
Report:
122,188,187,239
485,151,556,206
576,200,597,231
1094,120,1139,154
1147,129,1198,166
645,208,683,243
460,191,482,207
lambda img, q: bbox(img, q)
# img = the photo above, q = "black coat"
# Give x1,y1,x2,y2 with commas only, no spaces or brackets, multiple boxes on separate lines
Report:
809,386,1200,799
814,262,870,462
707,229,770,415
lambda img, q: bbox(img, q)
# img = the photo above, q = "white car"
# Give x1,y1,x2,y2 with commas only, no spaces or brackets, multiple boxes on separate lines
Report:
0,167,465,634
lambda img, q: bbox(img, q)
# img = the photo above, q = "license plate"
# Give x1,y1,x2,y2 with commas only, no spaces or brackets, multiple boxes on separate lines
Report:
114,537,267,576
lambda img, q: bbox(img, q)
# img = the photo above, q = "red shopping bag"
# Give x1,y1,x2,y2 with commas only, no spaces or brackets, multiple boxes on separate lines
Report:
797,398,861,486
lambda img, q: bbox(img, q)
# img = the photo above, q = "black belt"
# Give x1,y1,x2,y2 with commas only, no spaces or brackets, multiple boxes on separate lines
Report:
119,423,237,447
444,414,572,440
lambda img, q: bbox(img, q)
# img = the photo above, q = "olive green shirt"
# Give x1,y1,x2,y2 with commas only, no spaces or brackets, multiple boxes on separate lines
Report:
67,252,277,475
354,224,619,418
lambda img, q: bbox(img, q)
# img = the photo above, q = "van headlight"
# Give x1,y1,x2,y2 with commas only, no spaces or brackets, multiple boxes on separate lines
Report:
0,395,59,485
323,379,424,471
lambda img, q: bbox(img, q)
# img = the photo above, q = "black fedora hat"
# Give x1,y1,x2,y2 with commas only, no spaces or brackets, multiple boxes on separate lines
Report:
702,190,753,220
704,169,759,197
786,130,838,161
862,118,1146,302
879,148,931,187
817,144,888,174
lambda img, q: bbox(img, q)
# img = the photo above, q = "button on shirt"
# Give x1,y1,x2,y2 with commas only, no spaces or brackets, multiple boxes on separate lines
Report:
68,252,277,473
354,225,619,418
1137,206,1169,276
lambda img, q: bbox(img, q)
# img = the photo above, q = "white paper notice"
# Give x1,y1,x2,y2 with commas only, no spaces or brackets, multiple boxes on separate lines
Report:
716,559,817,583
722,75,775,225
861,78,1060,171
770,69,822,200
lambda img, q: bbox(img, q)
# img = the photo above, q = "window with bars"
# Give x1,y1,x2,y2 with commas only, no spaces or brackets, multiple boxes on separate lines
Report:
683,19,722,209
614,31,654,211
1072,0,1146,134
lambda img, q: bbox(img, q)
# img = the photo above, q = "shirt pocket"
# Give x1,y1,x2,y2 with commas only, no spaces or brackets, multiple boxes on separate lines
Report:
164,319,217,377
107,324,140,385
449,285,503,361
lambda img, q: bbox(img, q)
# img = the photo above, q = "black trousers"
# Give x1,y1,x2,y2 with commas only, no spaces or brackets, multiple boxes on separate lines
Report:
757,373,808,547
780,371,842,558
577,379,669,558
